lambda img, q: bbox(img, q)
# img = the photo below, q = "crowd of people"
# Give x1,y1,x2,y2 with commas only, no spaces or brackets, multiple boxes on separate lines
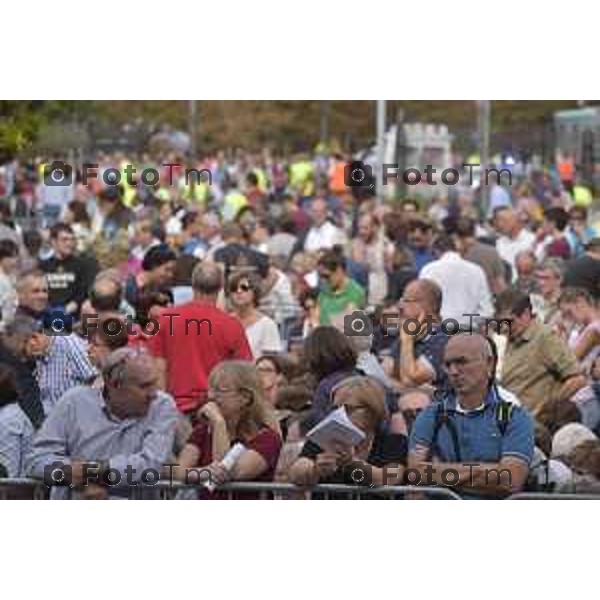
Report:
1,148,600,499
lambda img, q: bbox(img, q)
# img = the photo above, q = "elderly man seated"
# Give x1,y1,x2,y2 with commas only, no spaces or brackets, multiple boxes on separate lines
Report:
26,348,178,499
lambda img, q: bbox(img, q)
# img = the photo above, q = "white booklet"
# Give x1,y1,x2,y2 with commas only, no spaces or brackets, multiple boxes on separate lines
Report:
306,407,366,451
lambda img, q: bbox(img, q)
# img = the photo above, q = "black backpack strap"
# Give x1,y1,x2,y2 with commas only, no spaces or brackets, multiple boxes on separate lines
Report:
430,397,462,462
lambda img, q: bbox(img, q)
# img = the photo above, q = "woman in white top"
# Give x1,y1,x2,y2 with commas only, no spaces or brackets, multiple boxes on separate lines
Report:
227,271,283,359
0,239,19,332
559,287,600,375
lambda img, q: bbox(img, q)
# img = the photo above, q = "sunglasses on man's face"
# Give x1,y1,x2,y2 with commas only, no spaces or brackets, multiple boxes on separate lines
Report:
232,283,251,293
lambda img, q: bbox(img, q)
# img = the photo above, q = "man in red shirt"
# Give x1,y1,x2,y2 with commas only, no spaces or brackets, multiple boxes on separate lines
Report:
148,261,252,415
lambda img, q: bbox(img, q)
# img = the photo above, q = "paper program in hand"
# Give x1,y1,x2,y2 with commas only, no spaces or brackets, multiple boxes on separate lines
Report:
306,406,366,451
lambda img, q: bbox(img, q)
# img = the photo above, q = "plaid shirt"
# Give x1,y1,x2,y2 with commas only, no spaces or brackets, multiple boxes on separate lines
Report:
36,336,98,413
0,403,34,477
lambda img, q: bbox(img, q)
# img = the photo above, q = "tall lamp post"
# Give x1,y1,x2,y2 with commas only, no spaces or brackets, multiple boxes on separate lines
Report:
319,101,330,147
189,100,198,160
478,100,491,218
376,100,386,206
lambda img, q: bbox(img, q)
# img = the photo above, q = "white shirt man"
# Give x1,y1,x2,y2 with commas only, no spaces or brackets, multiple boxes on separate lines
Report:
304,220,346,253
420,251,494,328
303,198,347,253
496,229,536,281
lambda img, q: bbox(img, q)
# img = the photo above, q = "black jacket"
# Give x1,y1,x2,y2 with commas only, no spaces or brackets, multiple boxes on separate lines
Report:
0,344,45,429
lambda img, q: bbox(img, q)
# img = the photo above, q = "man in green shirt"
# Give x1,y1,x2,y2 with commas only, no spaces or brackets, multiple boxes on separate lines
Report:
317,248,366,325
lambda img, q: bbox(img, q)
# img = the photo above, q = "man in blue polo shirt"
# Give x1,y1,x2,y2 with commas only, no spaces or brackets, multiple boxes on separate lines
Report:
408,333,534,498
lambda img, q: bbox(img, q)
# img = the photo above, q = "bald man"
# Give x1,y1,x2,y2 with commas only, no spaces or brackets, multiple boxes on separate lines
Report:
27,348,179,499
392,279,449,390
407,333,534,498
148,261,252,416
80,273,136,321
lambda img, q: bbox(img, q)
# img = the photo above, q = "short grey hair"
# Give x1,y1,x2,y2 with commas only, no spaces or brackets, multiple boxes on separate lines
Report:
191,261,224,295
15,270,47,295
515,249,536,264
538,257,565,280
3,314,42,337
102,347,149,386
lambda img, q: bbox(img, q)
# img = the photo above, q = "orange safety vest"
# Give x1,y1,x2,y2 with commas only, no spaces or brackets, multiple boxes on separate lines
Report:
329,162,347,195
558,161,574,182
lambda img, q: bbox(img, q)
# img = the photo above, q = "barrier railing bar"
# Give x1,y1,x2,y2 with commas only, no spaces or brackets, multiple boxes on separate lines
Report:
507,493,600,500
8,480,600,499
0,478,463,499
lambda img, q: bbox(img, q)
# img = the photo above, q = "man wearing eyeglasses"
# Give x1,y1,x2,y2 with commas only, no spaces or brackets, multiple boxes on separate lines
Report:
529,258,564,329
496,288,586,417
408,333,534,498
39,223,98,317
4,314,97,416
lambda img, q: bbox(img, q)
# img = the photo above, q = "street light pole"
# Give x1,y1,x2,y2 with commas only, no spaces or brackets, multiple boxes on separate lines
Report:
395,107,406,200
319,101,329,147
189,100,197,160
478,100,491,217
376,100,386,206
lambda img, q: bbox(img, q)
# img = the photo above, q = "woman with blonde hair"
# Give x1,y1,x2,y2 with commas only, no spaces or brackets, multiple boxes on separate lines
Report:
174,360,282,496
289,375,407,487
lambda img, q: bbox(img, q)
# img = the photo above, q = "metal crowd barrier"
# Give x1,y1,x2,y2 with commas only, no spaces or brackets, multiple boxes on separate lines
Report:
507,492,600,500
0,478,49,500
5,479,600,499
0,478,462,500
152,482,463,500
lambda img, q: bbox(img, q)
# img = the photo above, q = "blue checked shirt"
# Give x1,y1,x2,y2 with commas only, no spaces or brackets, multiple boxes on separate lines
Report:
0,403,34,477
36,336,98,414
